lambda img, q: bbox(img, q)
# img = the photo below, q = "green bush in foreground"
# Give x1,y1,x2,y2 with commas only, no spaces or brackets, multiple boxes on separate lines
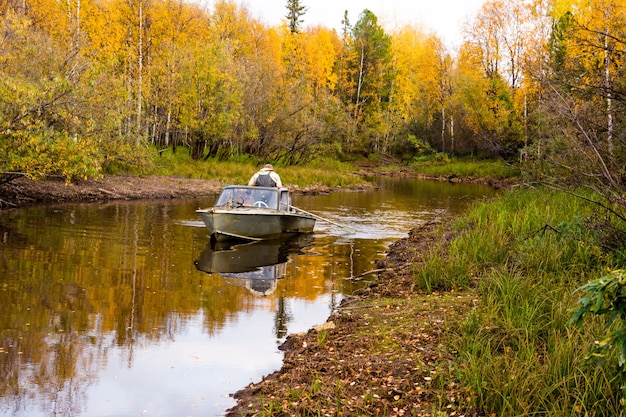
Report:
419,188,624,416
570,269,626,400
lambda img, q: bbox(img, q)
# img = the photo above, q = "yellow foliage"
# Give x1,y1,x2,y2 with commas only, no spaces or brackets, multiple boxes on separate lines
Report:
390,25,444,122
302,27,340,92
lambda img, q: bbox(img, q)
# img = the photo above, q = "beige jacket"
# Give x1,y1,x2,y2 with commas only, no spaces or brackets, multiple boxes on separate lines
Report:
248,168,282,187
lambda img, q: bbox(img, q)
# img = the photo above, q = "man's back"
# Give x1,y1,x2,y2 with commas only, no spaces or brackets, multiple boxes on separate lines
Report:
255,173,276,187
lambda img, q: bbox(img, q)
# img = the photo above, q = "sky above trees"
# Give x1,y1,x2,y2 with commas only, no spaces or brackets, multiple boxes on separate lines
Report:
201,0,486,47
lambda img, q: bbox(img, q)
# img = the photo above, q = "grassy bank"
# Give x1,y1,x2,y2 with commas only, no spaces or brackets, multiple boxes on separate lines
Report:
410,157,521,180
148,150,369,189
357,156,520,180
227,186,625,417
137,149,521,188
419,188,624,415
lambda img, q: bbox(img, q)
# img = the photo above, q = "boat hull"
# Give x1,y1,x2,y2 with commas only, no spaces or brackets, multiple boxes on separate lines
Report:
196,207,315,241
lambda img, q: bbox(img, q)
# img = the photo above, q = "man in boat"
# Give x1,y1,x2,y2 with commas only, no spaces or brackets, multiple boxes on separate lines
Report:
248,164,282,188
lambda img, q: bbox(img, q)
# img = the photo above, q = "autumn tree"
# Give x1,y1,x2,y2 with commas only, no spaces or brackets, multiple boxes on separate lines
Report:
343,9,394,155
388,26,448,156
0,7,101,183
537,0,626,209
548,2,626,402
456,0,540,157
146,0,205,151
335,10,352,104
206,2,285,159
278,26,343,164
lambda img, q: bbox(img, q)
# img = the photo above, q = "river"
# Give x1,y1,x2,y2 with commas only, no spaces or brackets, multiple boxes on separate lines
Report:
0,177,495,417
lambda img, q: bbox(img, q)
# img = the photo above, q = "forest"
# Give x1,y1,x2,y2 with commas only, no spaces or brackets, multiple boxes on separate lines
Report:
0,0,625,202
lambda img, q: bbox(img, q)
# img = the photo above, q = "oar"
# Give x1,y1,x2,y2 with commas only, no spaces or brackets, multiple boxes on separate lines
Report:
285,203,356,233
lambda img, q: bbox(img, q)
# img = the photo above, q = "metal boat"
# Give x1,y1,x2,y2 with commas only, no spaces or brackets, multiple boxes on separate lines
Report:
196,185,315,241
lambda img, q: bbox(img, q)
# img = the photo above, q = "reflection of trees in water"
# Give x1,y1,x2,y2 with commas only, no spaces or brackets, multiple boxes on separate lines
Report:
0,302,97,417
0,202,224,415
43,330,94,417
0,278,94,398
0,195,394,415
274,297,291,339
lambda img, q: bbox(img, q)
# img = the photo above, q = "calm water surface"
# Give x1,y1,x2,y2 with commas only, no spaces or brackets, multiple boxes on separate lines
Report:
0,177,495,417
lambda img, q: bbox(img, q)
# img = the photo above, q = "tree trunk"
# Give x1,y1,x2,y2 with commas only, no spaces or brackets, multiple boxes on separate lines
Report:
441,103,446,153
450,117,454,155
604,29,613,155
137,0,144,144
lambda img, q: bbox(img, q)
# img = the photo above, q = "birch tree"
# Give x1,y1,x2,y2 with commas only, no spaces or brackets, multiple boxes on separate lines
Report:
345,9,394,154
541,0,626,206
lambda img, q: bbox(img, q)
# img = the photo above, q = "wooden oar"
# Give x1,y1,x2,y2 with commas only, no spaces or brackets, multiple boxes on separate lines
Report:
285,203,356,233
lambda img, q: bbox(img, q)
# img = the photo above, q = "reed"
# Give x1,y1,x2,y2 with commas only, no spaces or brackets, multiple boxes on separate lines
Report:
415,187,625,415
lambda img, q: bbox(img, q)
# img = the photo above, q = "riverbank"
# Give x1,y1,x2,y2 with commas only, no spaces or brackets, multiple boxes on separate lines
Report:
0,168,514,210
224,186,618,417
226,217,475,417
0,174,375,209
3,172,617,415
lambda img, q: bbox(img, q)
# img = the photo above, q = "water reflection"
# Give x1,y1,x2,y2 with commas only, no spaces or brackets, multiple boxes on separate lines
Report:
194,233,314,295
0,178,497,417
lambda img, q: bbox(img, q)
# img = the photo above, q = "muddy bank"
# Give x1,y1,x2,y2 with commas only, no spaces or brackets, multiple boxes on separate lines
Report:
0,172,512,210
370,168,516,190
0,175,374,209
225,219,476,416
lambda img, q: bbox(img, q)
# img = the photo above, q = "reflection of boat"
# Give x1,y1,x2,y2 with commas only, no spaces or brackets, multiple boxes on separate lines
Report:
223,264,286,296
194,234,313,295
196,185,315,242
195,233,312,273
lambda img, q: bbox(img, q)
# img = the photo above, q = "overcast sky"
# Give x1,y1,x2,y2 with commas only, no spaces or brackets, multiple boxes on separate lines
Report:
201,0,487,48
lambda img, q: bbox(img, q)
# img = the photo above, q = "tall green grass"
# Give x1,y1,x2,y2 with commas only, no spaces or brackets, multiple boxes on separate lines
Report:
410,158,521,179
149,149,367,188
418,188,624,416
